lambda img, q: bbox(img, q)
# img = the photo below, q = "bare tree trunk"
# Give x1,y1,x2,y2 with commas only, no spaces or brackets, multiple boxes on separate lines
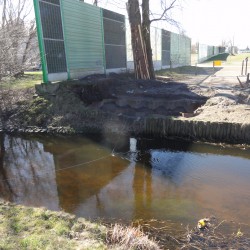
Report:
142,0,155,79
126,0,179,79
21,21,36,64
127,0,150,79
2,0,7,27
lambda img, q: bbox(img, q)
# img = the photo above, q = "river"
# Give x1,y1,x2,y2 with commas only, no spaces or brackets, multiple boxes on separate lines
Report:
0,133,250,237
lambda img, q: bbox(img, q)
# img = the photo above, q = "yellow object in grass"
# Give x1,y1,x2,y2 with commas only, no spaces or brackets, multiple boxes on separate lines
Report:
237,229,243,237
197,218,210,229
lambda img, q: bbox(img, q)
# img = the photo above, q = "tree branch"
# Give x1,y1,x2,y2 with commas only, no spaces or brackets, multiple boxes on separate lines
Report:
150,0,177,24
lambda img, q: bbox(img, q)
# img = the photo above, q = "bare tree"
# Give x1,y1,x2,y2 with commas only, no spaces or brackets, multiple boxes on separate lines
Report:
127,0,181,79
1,0,7,27
0,0,39,80
142,0,154,79
127,0,150,79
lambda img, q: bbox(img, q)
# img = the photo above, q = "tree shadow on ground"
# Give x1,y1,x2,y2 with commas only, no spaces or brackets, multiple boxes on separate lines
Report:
156,66,223,76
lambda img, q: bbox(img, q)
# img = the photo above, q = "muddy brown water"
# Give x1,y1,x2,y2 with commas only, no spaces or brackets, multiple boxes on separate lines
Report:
0,133,250,237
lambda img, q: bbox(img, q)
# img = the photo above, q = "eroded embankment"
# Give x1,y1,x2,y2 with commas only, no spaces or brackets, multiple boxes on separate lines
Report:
1,77,250,144
24,78,250,144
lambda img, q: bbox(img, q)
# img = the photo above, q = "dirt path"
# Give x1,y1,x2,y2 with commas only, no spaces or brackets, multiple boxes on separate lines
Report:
184,59,250,124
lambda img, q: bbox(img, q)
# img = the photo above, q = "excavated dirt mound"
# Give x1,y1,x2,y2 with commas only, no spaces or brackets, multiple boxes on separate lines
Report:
66,76,250,125
1,73,250,143
78,78,208,117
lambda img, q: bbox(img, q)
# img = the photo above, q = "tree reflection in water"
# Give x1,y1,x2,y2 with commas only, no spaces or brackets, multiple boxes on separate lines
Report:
0,134,250,230
0,134,59,210
132,138,153,220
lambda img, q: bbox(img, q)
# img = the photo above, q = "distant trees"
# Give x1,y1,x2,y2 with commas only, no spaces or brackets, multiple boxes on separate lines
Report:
0,0,39,80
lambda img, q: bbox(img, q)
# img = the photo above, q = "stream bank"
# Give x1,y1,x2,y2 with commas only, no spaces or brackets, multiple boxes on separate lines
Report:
0,199,161,250
1,200,249,249
1,69,250,249
1,74,250,144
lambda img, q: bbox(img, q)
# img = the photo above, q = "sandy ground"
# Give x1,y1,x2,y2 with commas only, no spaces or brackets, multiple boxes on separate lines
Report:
176,60,250,124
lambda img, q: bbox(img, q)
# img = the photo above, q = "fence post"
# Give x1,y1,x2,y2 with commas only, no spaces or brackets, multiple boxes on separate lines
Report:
241,60,245,75
245,57,248,75
33,0,49,83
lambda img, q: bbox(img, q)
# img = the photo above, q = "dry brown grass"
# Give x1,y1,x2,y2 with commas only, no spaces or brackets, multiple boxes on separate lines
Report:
106,224,161,250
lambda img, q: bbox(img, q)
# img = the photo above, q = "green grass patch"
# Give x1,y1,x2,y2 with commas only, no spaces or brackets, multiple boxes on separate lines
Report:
0,200,161,250
0,72,42,90
156,65,198,75
0,201,107,250
156,65,214,78
20,96,52,127
204,52,230,62
226,53,250,64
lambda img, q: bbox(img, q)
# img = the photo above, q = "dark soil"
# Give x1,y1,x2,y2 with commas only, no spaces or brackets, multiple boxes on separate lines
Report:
0,76,208,133
1,73,250,141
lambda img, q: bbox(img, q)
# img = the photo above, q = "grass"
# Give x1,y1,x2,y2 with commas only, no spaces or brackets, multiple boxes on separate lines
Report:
155,65,215,80
107,224,160,250
226,52,250,64
156,65,200,75
1,200,249,250
0,200,160,250
0,200,107,250
203,52,230,62
0,71,42,90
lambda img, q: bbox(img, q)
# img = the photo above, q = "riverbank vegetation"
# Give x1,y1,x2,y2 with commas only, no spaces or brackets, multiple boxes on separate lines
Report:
0,200,160,250
1,200,249,249
0,200,106,249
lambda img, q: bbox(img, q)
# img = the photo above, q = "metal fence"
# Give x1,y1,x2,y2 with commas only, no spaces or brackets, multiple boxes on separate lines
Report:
35,0,67,82
103,9,127,72
161,29,171,67
198,44,225,63
34,0,192,82
127,26,191,71
170,31,191,67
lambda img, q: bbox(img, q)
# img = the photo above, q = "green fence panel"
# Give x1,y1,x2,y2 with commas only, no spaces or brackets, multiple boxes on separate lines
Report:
34,0,68,83
170,32,191,67
198,44,224,63
102,9,126,70
161,29,171,66
61,0,104,79
179,35,191,65
170,32,180,66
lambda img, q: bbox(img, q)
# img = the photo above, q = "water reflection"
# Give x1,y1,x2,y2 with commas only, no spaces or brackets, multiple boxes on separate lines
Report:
0,134,250,231
0,134,59,210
